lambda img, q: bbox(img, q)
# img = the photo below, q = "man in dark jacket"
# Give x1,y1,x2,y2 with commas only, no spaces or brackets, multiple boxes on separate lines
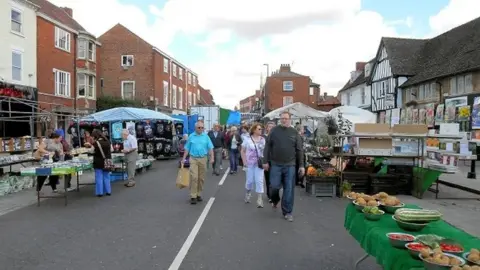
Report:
263,112,304,222
208,124,225,176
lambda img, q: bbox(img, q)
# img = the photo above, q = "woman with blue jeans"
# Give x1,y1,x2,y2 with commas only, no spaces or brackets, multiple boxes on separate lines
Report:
90,129,112,197
226,126,242,174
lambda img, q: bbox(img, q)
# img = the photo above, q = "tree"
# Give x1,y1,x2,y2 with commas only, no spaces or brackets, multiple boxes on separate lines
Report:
96,96,143,112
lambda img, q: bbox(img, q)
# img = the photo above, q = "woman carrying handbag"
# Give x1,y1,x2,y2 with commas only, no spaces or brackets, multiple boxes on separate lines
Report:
240,123,266,208
91,129,113,197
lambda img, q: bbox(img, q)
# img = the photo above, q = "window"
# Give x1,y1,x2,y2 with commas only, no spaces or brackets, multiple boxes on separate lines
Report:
172,63,177,77
163,81,169,106
121,55,134,67
361,87,365,104
418,85,424,100
12,51,22,81
193,76,197,87
88,41,95,61
309,87,314,96
283,81,293,91
11,9,22,33
172,85,177,108
193,93,196,105
450,74,473,95
121,81,135,100
164,59,169,73
346,92,351,105
179,68,183,80
54,70,71,97
188,92,192,106
77,39,86,59
197,90,200,99
78,74,96,98
188,73,192,84
283,96,293,106
55,26,71,52
178,87,183,109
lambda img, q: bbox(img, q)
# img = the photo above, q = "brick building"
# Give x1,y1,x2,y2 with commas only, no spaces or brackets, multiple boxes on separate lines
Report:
239,90,261,113
263,64,320,112
198,85,215,105
32,0,100,133
98,24,199,113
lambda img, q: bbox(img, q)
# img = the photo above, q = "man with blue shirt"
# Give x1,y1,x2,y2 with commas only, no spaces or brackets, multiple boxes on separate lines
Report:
182,121,214,205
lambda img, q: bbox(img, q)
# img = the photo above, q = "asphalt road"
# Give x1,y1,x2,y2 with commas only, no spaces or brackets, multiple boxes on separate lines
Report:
0,160,381,270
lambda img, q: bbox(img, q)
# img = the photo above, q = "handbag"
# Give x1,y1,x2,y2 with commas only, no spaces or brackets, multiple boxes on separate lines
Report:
250,136,264,169
96,141,114,171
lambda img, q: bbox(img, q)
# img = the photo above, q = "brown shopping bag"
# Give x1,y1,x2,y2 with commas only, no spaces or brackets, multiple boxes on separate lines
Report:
176,165,190,189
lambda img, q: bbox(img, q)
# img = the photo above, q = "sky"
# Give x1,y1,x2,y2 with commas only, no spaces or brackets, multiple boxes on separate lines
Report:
50,0,480,109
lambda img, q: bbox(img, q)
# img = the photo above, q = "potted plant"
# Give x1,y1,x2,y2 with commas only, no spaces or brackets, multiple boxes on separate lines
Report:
341,181,353,197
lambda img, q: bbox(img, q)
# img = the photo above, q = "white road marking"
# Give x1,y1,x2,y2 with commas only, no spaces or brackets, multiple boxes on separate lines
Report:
218,168,230,186
168,197,216,270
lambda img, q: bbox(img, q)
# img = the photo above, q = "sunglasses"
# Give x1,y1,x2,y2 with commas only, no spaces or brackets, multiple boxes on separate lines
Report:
197,127,204,129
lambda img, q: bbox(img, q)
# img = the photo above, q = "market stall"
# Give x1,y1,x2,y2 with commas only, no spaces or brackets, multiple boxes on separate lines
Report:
344,192,480,270
77,107,183,160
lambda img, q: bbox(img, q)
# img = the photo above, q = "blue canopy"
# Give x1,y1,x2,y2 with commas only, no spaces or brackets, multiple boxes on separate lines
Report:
80,107,181,122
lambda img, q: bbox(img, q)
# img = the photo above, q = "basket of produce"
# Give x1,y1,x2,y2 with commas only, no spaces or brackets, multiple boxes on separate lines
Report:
462,248,480,266
379,195,405,213
394,209,443,223
406,242,433,259
392,215,429,231
419,250,465,269
353,198,379,212
386,233,415,249
362,206,384,221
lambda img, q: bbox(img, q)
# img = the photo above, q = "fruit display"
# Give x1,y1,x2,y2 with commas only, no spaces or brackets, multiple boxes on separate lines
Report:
463,248,480,265
362,206,384,221
306,166,338,177
354,197,380,207
348,192,376,202
451,265,480,270
380,195,402,206
420,248,465,267
394,209,443,223
405,242,432,259
386,232,415,248
415,234,464,254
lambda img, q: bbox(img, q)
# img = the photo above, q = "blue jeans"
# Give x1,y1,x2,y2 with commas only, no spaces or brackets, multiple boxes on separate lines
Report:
229,149,239,172
269,165,295,215
95,169,111,196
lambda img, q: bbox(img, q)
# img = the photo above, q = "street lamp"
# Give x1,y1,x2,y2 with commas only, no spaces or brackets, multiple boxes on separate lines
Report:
263,63,269,114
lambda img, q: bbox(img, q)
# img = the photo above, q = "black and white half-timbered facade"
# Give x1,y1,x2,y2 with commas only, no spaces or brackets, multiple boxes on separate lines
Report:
369,37,426,113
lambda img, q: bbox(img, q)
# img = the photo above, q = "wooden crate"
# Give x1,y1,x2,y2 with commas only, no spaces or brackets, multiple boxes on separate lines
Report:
306,182,336,197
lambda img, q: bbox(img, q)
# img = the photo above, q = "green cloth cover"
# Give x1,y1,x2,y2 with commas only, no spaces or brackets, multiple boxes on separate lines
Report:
344,203,480,270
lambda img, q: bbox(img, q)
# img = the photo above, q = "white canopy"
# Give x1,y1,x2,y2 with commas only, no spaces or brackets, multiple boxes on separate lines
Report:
263,102,328,119
329,106,376,126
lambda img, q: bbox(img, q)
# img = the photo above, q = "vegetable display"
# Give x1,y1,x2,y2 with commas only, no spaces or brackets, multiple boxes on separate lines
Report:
363,206,383,215
394,209,443,223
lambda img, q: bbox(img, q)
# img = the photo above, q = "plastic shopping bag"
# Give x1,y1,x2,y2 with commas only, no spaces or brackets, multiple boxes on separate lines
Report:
176,165,190,189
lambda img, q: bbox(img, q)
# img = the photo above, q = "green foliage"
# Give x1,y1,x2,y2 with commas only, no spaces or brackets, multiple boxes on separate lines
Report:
96,96,142,112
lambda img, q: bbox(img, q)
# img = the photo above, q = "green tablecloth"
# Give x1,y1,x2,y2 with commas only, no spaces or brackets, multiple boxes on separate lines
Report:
344,203,480,270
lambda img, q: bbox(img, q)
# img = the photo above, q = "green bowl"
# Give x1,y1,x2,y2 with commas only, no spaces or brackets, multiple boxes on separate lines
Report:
381,203,406,214
392,215,428,231
362,209,384,221
419,253,465,270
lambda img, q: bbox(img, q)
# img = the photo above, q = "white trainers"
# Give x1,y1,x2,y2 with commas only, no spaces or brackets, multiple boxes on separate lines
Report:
256,195,264,208
244,190,251,203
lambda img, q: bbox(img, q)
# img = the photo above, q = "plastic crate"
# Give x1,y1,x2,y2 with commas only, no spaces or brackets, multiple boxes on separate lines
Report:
110,172,127,182
306,182,336,197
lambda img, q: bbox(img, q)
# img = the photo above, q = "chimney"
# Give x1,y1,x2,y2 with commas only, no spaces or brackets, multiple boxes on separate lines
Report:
279,64,291,72
62,7,73,17
355,62,366,71
324,92,328,97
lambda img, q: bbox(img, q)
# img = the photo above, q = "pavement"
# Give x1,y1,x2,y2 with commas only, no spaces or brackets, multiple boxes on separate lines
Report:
0,160,381,270
0,161,479,270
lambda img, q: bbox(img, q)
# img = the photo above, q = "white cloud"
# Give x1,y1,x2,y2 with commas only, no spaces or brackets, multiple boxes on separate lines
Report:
429,0,480,34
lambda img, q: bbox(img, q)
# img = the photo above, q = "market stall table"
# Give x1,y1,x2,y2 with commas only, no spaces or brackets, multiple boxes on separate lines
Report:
344,203,480,270
21,161,92,206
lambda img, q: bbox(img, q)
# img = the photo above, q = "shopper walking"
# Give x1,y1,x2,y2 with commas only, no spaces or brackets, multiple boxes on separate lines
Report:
122,129,138,187
207,124,225,176
262,121,275,203
182,121,214,204
91,129,112,197
226,126,242,174
263,112,304,222
241,123,266,208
